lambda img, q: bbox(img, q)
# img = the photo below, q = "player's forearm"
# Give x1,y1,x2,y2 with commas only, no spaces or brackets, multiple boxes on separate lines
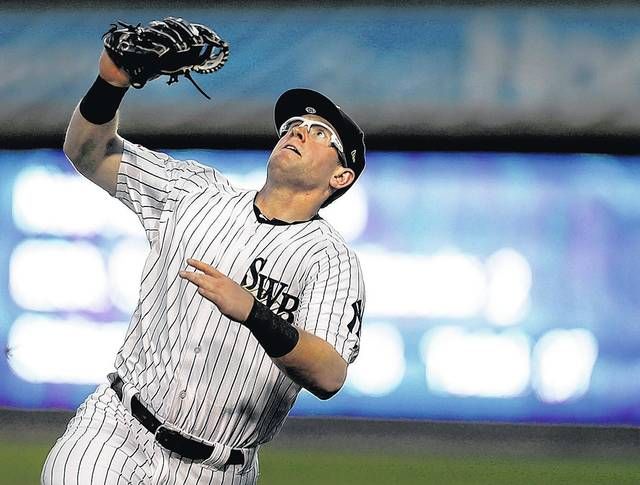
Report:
63,72,129,195
273,328,347,400
63,103,121,177
242,299,347,399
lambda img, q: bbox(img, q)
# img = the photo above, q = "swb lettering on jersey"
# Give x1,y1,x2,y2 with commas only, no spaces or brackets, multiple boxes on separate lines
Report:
241,257,300,323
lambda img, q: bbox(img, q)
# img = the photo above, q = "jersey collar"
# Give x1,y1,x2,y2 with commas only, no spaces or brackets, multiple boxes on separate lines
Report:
252,197,321,226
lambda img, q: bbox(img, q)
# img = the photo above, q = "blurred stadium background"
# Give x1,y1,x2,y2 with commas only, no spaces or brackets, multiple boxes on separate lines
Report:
2,1,640,483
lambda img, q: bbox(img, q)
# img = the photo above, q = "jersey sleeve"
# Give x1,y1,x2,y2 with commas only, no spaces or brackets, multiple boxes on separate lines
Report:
115,139,232,242
295,242,366,364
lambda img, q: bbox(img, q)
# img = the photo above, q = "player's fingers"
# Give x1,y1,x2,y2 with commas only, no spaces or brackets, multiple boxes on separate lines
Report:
198,287,218,303
185,258,209,272
180,271,222,296
179,270,207,286
179,269,195,280
186,258,221,276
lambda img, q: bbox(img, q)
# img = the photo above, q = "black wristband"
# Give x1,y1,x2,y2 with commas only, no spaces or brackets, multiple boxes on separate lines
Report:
243,299,300,358
79,75,129,125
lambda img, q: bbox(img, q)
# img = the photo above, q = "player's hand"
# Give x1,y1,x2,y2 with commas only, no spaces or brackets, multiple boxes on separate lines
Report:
99,49,131,88
179,258,255,323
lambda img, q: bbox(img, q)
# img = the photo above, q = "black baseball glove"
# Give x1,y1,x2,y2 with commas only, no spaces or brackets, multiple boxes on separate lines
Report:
103,16,229,99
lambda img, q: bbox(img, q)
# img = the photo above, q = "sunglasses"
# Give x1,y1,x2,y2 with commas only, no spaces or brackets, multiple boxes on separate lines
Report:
278,116,347,167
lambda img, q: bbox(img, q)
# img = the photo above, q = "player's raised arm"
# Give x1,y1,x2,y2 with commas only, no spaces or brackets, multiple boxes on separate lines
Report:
63,50,129,195
64,18,229,196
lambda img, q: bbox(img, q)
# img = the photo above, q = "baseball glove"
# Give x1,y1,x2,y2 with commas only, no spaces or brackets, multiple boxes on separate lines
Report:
103,16,229,99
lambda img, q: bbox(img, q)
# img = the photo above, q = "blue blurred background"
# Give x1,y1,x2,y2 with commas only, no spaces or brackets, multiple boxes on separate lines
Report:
3,147,640,426
2,0,640,430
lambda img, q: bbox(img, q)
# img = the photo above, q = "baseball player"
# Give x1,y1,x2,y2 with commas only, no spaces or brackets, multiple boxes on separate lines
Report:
41,45,366,484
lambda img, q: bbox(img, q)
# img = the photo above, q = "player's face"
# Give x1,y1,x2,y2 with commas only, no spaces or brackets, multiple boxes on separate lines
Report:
268,115,349,193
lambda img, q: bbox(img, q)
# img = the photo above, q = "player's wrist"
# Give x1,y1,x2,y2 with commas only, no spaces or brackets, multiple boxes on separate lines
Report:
99,50,131,88
100,74,130,89
79,75,129,125
243,298,299,358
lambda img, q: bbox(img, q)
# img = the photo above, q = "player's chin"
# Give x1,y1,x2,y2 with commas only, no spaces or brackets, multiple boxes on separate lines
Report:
268,150,300,171
266,160,310,189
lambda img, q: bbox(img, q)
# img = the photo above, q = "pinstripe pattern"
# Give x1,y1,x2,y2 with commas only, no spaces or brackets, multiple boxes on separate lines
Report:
42,385,154,485
43,140,364,483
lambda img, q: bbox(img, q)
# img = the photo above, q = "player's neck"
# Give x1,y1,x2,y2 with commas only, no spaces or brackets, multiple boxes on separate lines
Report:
255,184,322,223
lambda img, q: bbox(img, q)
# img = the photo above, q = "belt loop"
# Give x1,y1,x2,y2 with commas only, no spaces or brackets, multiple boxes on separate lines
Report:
239,445,259,474
108,372,136,414
200,441,232,469
121,381,136,413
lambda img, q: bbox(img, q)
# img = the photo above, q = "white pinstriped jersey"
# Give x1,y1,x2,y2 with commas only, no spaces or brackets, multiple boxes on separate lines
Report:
112,139,365,450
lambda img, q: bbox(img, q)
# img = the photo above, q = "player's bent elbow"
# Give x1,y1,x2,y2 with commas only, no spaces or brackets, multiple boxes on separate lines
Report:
63,140,96,178
311,384,342,401
62,140,81,169
313,368,347,400
314,390,337,400
298,368,345,400
63,137,122,196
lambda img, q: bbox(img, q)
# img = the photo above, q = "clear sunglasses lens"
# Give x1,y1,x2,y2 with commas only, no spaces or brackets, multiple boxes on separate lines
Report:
280,118,345,164
280,118,303,137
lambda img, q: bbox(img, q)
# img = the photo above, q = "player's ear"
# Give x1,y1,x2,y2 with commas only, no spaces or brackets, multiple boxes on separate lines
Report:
329,167,355,191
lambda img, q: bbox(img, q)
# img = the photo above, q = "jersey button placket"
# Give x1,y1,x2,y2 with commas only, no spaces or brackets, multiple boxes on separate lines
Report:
179,390,187,399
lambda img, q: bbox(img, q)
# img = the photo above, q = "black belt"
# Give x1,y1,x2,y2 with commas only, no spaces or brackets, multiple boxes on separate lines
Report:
109,374,243,465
